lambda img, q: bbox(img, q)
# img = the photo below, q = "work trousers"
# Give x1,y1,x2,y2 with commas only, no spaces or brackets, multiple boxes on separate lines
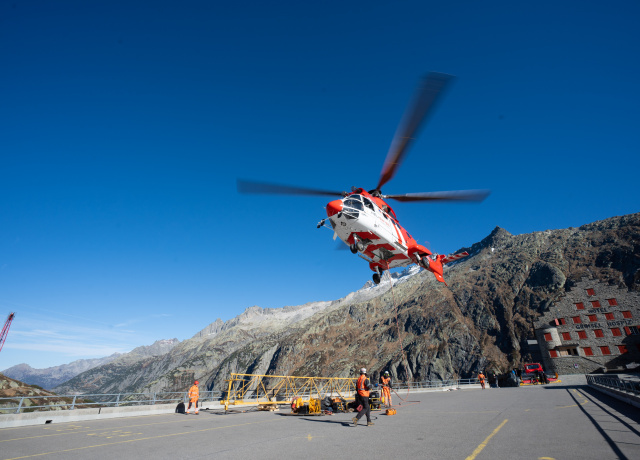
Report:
187,400,199,413
382,387,391,405
355,395,371,422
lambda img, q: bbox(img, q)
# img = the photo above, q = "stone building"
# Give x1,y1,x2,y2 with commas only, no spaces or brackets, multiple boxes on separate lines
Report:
534,278,640,374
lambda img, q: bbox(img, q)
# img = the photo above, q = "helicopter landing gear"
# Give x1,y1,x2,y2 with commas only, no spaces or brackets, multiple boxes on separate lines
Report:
350,236,365,254
372,266,384,285
317,219,325,229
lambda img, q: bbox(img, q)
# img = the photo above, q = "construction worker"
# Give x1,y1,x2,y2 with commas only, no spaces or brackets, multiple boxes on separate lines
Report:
478,372,486,390
186,380,199,414
380,371,392,407
353,368,373,426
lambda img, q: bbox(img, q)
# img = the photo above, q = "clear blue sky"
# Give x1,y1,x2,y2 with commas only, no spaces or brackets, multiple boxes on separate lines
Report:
2,1,638,369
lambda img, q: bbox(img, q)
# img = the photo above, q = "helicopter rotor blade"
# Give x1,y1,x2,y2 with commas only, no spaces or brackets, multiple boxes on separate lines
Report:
383,189,490,203
237,179,344,197
377,72,455,191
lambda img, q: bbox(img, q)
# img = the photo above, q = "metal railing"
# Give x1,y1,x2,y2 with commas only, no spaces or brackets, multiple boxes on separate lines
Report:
587,374,640,397
0,391,222,415
0,378,482,415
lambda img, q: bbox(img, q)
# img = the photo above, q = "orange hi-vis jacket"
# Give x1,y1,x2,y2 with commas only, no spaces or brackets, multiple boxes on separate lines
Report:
478,374,485,382
188,384,199,402
381,376,391,388
357,374,370,397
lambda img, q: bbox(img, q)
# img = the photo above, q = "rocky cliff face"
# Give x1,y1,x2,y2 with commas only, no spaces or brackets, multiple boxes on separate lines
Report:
53,213,640,394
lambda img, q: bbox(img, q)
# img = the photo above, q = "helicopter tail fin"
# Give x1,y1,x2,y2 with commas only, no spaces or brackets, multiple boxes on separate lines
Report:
427,255,447,285
428,251,469,285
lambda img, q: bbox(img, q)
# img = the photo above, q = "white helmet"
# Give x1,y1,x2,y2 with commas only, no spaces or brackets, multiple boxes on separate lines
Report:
360,368,367,374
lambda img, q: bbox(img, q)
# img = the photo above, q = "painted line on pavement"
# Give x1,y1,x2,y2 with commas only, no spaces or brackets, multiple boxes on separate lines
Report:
1,415,223,443
3,418,279,460
464,418,508,460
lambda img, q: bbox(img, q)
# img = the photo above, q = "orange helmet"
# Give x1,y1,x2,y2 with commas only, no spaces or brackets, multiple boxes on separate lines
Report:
194,380,199,385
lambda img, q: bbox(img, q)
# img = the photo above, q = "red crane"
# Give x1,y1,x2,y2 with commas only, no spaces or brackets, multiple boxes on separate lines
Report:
0,312,15,353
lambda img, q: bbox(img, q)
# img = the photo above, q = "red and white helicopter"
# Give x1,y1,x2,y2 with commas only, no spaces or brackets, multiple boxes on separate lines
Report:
239,72,489,286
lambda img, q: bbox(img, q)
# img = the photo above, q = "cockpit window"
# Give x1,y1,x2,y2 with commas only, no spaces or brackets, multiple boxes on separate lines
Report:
343,195,363,211
362,197,375,211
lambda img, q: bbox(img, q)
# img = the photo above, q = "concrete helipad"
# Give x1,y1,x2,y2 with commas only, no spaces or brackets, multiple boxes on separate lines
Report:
1,383,639,460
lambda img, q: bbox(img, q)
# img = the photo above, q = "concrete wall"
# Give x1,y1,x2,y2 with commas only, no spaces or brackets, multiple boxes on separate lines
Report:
0,402,222,429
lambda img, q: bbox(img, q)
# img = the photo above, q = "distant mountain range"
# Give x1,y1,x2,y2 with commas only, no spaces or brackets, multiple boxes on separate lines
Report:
2,339,179,390
6,213,640,396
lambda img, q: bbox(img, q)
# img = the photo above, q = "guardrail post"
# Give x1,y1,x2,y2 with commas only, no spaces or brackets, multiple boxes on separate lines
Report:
71,395,77,410
16,397,24,414
116,394,121,407
152,393,156,405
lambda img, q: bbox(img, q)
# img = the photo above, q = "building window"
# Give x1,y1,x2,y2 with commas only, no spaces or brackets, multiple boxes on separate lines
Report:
587,288,595,296
622,311,632,319
554,318,566,326
590,300,601,308
611,328,622,336
572,316,582,324
588,314,598,322
561,332,571,341
578,331,587,339
575,302,585,310
558,348,578,357
594,329,604,338
607,298,618,306
605,313,615,321
549,350,558,358
600,346,611,355
625,326,639,336
617,345,628,354
583,347,594,356
544,333,552,341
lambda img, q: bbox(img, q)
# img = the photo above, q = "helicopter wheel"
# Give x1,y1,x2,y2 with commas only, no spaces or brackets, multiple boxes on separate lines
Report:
420,256,430,268
350,244,358,254
372,273,381,285
356,241,365,252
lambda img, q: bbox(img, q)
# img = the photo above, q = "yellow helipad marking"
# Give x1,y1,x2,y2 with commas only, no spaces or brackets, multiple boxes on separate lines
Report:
556,389,588,409
465,418,508,460
42,425,89,432
1,416,207,443
0,413,167,432
86,430,142,438
539,457,556,459
3,419,279,460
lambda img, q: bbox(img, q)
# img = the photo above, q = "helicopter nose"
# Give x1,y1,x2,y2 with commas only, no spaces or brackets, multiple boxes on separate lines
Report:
326,199,343,217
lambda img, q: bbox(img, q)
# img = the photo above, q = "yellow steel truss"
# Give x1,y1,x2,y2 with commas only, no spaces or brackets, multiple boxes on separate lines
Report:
220,373,358,411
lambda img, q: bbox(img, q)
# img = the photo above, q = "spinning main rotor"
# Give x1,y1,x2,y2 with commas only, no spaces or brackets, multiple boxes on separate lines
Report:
238,72,489,205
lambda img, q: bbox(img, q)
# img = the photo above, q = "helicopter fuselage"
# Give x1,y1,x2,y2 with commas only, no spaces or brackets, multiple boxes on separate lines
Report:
325,188,448,284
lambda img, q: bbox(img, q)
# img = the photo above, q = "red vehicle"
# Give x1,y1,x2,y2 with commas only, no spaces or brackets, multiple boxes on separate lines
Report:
523,363,543,375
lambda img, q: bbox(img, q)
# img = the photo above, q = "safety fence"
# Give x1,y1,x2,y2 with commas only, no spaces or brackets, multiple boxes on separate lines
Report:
586,374,640,397
1,378,480,415
0,391,222,415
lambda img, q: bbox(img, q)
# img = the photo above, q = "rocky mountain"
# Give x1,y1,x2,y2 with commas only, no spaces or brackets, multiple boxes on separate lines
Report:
54,213,640,395
2,339,179,391
0,373,70,412
2,354,123,390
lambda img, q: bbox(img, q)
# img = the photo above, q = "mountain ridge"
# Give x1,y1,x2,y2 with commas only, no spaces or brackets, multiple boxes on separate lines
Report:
20,212,640,395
